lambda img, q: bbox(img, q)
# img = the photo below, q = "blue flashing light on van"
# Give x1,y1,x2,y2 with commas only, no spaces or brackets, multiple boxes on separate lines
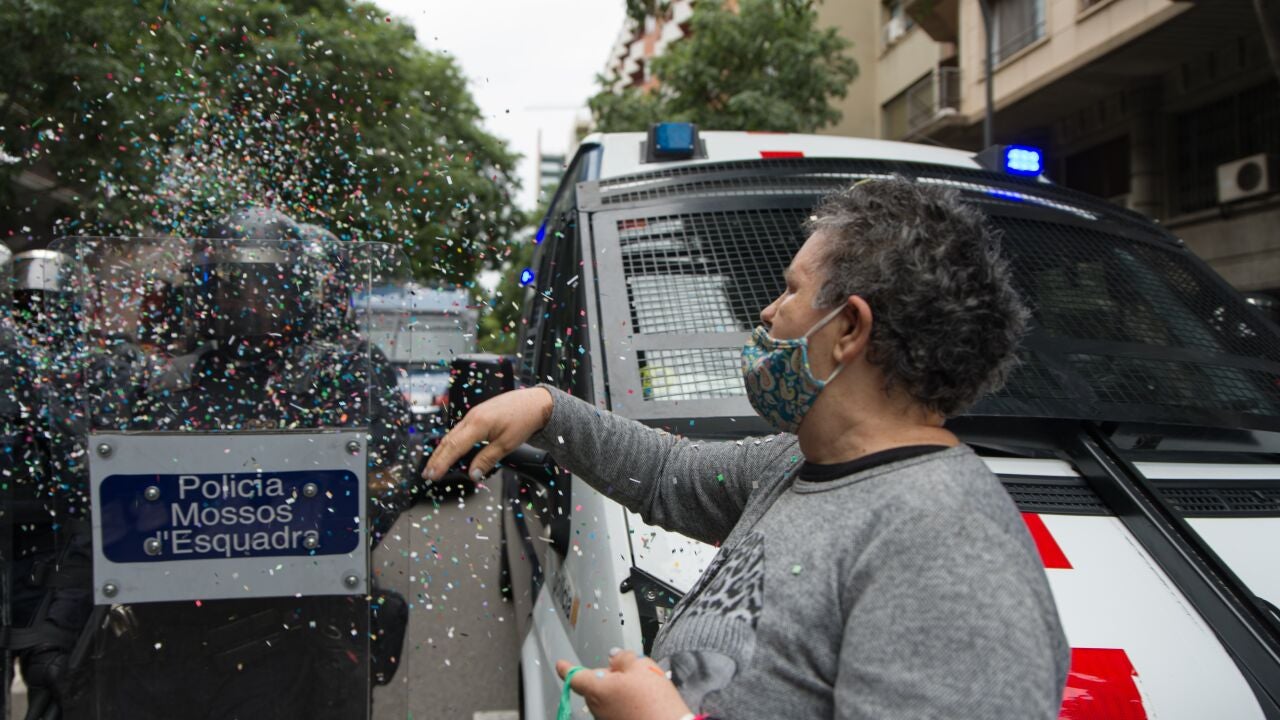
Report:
654,123,696,155
644,122,704,162
1004,146,1043,176
974,144,1044,178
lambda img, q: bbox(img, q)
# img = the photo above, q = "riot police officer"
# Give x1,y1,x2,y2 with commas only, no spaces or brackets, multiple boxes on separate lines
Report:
0,241,53,717
86,208,409,719
4,245,102,720
10,250,79,373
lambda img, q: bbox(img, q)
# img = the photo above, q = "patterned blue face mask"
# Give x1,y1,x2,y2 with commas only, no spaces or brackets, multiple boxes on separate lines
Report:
741,305,845,433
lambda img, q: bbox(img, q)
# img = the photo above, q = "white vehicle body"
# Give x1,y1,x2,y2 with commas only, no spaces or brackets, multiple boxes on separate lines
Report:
502,130,1280,719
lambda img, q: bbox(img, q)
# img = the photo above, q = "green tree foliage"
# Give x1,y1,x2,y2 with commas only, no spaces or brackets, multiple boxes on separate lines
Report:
626,0,671,25
0,0,520,286
590,0,857,133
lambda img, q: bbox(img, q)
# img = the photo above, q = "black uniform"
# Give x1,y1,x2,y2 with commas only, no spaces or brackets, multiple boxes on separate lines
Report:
3,316,142,718
1,319,107,717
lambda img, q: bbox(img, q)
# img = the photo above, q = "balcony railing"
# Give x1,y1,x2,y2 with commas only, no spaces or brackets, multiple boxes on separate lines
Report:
904,66,961,136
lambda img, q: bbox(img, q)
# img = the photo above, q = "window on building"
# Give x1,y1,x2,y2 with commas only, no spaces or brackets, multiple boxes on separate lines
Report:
993,0,1045,63
1175,80,1280,214
1065,136,1131,205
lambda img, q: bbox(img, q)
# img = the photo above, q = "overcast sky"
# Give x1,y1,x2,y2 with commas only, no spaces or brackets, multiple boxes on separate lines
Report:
374,0,627,212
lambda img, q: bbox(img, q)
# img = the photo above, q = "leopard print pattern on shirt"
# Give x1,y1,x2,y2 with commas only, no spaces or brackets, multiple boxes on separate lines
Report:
655,531,766,711
670,531,765,631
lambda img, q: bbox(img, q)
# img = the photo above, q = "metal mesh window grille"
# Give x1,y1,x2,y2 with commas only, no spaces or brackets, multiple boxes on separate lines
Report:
595,159,1172,249
600,158,886,185
613,205,1280,414
996,216,1280,361
1068,353,1280,414
599,160,1280,427
620,209,809,336
991,353,1072,401
638,348,746,401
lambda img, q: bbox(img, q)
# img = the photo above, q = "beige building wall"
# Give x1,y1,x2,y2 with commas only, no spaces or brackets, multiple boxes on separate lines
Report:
817,1,957,141
876,26,946,109
814,1,880,138
956,0,1190,123
1176,205,1280,293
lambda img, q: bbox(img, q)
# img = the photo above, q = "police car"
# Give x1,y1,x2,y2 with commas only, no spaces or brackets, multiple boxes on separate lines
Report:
481,125,1280,719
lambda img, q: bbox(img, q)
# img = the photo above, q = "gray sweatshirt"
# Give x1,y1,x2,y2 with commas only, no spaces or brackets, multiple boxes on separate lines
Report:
531,387,1069,719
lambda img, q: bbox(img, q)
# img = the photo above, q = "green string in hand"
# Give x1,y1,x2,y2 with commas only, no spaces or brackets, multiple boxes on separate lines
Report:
557,665,587,720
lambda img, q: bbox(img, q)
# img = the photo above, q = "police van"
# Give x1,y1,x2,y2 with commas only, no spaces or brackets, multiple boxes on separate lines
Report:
477,125,1280,718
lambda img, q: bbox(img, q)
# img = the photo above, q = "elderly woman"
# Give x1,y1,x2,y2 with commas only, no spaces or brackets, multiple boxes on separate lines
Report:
426,177,1069,720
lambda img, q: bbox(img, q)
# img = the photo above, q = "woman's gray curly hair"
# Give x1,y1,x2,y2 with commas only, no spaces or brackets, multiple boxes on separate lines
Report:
807,176,1029,417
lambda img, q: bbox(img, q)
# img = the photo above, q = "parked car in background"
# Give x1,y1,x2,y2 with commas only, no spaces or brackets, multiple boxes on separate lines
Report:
355,283,478,431
454,125,1280,719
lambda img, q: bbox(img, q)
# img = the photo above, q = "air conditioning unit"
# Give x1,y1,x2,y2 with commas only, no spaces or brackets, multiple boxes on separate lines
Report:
884,16,906,45
1217,153,1272,204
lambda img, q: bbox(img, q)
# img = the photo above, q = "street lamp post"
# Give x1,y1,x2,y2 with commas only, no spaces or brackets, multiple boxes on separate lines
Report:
978,0,995,148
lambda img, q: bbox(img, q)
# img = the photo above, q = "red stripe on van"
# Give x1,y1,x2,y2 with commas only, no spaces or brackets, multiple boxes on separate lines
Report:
760,151,804,159
1059,648,1147,720
1022,513,1072,569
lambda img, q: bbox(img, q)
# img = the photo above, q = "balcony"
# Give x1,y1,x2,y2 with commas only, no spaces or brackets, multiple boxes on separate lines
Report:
883,66,963,141
904,0,959,43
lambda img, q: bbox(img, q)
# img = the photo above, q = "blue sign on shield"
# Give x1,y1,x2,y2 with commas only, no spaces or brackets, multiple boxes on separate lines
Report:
99,470,361,562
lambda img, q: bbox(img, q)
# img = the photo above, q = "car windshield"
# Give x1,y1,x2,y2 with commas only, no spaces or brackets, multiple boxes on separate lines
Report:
586,159,1280,432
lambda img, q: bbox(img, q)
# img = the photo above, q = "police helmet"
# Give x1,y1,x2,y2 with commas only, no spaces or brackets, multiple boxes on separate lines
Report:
13,249,73,294
11,249,77,340
193,207,316,342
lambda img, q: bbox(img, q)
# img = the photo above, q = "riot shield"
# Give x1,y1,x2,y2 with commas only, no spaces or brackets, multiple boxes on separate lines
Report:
11,235,416,720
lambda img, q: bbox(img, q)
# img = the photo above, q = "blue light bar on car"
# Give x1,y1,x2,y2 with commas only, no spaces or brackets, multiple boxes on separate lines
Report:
655,123,695,155
974,144,1045,178
1004,146,1043,176
644,122,703,163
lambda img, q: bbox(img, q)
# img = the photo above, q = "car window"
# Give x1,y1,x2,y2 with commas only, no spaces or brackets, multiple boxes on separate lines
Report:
520,148,597,398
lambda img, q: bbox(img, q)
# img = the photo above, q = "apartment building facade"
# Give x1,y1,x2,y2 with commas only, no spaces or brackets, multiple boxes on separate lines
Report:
602,0,697,93
600,1,1278,293
836,0,1279,295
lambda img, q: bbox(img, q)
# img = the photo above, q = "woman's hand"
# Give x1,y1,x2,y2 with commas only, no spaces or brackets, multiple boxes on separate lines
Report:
421,387,553,482
556,650,694,720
